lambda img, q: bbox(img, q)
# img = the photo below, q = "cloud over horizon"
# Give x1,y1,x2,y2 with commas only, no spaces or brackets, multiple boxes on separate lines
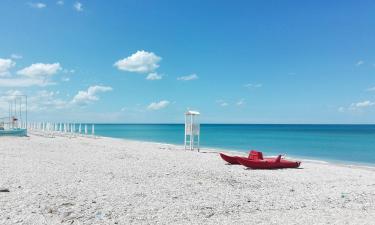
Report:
147,100,170,110
0,62,61,87
71,85,113,106
339,100,375,112
352,100,375,108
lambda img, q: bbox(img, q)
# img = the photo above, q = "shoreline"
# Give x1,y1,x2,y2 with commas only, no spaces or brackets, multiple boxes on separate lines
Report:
91,134,375,170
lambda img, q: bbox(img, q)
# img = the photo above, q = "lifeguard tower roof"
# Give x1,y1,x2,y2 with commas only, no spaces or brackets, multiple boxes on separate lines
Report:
185,110,200,115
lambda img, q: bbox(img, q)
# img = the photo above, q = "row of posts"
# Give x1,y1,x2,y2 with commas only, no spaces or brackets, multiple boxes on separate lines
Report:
1,122,28,130
27,122,95,137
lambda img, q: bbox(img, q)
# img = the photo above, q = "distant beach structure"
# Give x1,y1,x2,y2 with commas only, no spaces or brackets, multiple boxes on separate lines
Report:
28,122,96,138
184,110,200,151
0,95,27,137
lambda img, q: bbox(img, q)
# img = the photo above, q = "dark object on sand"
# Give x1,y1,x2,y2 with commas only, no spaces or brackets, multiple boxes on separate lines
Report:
0,188,10,192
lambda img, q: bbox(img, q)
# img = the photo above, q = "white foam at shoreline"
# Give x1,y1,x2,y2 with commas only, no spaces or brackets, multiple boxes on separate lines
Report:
101,135,375,169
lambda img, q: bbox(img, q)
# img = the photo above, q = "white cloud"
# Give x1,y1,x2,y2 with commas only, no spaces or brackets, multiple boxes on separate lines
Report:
10,54,23,60
216,100,228,107
0,90,25,112
352,100,375,108
71,85,112,106
0,60,60,87
244,83,262,88
340,100,375,112
0,90,66,112
5,89,23,96
0,59,62,87
28,90,67,112
0,62,60,87
177,73,198,81
114,50,162,74
3,86,112,112
366,86,375,92
146,72,163,80
2,62,62,87
0,58,15,77
236,99,245,106
147,100,170,110
57,0,64,5
73,2,83,11
29,2,47,9
356,60,364,66
0,90,24,108
17,63,61,78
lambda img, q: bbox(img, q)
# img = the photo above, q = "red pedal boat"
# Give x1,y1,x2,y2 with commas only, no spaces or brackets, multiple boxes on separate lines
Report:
237,155,301,169
220,150,271,165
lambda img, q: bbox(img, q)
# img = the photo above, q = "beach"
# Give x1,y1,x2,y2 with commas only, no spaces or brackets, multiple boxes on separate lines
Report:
1,135,375,225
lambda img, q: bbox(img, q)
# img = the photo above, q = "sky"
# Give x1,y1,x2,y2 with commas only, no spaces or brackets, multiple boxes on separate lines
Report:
1,0,375,124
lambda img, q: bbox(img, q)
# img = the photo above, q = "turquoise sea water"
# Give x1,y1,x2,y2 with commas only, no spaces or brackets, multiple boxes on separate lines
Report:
93,124,375,165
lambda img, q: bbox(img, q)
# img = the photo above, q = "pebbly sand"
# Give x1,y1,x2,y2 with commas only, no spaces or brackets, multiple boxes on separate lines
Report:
1,134,375,225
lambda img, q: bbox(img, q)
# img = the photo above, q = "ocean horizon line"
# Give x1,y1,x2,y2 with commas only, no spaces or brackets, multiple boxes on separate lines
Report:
54,123,375,126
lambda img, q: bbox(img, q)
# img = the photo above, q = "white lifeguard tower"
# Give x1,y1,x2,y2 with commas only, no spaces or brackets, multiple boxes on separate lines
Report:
184,110,200,151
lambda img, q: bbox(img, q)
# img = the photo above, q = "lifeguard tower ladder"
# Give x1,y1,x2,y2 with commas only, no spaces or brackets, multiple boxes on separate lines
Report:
184,110,200,151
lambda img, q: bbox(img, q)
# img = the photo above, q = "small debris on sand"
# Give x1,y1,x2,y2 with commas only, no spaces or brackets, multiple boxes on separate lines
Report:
0,188,10,192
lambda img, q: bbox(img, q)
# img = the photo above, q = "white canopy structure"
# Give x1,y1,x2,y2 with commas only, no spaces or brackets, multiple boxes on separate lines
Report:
184,110,200,151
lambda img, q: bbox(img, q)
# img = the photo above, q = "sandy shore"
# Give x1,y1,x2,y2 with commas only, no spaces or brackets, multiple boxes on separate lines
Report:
1,134,375,225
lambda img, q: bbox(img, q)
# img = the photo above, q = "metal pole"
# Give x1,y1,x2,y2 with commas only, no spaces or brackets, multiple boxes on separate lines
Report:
25,95,28,132
19,97,22,128
190,115,193,150
8,102,10,129
184,114,186,150
197,132,200,152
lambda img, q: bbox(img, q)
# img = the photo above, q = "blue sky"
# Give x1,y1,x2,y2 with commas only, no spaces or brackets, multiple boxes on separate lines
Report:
1,0,375,123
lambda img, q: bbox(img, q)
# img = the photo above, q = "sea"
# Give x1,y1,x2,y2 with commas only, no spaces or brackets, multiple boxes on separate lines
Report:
93,124,375,165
